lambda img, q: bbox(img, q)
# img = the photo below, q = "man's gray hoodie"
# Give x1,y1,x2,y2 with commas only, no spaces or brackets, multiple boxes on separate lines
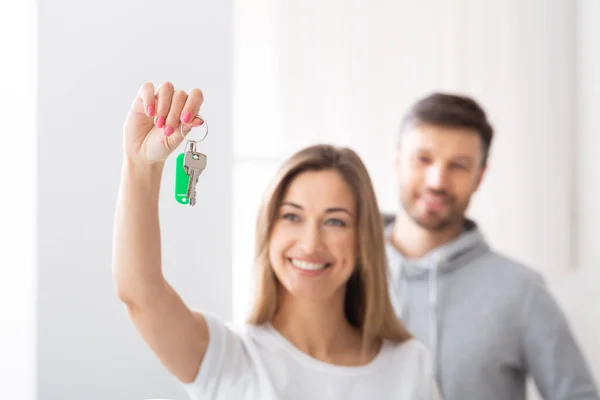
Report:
384,217,599,400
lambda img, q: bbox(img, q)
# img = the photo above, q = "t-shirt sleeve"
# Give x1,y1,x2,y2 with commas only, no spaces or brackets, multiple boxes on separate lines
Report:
411,340,444,400
181,313,255,400
402,339,443,400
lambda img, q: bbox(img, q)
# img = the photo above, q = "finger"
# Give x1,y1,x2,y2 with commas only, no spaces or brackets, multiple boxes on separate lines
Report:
164,89,188,137
179,88,205,129
154,81,174,129
137,82,155,117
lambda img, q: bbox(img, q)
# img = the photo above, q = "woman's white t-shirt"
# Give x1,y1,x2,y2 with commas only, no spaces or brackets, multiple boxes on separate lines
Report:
181,314,442,400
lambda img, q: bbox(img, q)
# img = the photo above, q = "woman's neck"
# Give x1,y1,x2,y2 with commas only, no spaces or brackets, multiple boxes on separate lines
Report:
271,290,380,366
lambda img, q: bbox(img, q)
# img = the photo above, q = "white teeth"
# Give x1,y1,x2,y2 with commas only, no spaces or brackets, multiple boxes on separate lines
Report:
290,259,328,271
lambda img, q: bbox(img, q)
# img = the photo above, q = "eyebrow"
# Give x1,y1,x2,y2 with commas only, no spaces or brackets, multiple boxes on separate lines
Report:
281,201,354,216
454,156,473,164
417,149,474,164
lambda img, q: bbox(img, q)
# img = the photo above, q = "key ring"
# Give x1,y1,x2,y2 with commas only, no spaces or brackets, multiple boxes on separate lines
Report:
180,115,208,152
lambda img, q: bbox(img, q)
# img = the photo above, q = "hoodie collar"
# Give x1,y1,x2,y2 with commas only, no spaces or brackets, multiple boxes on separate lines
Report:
385,218,490,280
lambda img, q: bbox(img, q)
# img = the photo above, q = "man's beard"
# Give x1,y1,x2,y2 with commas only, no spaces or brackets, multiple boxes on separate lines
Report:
400,188,468,232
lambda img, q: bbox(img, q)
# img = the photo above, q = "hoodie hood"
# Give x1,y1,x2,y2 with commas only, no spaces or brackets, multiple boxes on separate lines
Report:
385,217,490,282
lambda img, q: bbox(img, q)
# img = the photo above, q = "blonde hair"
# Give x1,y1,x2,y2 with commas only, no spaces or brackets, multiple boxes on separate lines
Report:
247,144,412,344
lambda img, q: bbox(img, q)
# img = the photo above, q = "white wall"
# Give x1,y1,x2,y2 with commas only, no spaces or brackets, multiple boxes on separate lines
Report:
525,1,600,394
35,1,232,399
523,2,600,396
0,1,37,399
550,0,600,383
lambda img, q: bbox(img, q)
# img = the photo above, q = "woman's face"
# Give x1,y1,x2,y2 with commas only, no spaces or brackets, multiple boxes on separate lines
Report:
269,169,357,301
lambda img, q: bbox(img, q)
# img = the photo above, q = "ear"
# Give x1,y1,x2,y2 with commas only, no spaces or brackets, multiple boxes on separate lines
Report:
473,164,487,192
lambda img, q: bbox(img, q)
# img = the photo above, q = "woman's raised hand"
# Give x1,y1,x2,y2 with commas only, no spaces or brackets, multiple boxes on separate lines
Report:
123,81,204,163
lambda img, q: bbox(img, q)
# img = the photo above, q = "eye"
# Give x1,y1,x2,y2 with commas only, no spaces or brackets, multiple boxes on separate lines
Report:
325,218,346,227
450,163,467,170
417,155,431,164
281,213,300,222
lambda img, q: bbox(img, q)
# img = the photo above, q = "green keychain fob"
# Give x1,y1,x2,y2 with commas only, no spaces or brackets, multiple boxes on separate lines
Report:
175,152,190,205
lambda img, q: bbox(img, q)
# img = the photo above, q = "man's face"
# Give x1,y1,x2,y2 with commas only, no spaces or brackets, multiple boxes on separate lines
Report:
395,124,486,231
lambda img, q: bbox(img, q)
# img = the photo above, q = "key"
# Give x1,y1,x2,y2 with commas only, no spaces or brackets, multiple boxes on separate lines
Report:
183,147,207,206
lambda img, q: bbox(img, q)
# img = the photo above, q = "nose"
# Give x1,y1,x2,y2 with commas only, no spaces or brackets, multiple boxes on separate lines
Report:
299,220,323,254
425,164,449,190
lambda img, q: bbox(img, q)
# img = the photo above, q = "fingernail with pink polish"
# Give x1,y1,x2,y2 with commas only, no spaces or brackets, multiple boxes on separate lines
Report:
164,126,174,136
181,111,192,124
147,105,155,117
156,117,166,128
192,119,204,128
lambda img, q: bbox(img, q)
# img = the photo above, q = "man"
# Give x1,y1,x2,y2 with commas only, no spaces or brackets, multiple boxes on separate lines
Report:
385,93,599,400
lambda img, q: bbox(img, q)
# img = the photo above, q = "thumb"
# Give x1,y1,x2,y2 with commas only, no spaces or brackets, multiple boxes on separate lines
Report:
165,117,206,152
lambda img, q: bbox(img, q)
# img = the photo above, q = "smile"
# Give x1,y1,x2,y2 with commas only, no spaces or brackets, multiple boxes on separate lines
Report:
289,258,331,271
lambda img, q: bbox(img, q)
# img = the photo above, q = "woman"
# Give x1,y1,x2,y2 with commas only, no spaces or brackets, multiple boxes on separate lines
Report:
113,81,441,399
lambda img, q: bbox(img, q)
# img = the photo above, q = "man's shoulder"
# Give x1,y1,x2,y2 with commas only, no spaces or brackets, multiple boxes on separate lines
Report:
483,250,545,287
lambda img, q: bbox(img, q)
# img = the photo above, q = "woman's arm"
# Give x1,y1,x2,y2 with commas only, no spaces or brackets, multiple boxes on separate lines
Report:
112,82,209,383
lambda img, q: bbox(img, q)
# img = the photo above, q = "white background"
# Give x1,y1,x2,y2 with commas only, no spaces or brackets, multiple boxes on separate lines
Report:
1,0,599,399
2,0,232,399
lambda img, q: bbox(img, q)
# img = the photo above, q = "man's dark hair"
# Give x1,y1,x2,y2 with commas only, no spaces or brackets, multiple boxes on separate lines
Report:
398,92,494,165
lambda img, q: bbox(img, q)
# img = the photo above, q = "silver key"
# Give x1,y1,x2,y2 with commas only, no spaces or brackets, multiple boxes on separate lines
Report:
183,145,207,206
